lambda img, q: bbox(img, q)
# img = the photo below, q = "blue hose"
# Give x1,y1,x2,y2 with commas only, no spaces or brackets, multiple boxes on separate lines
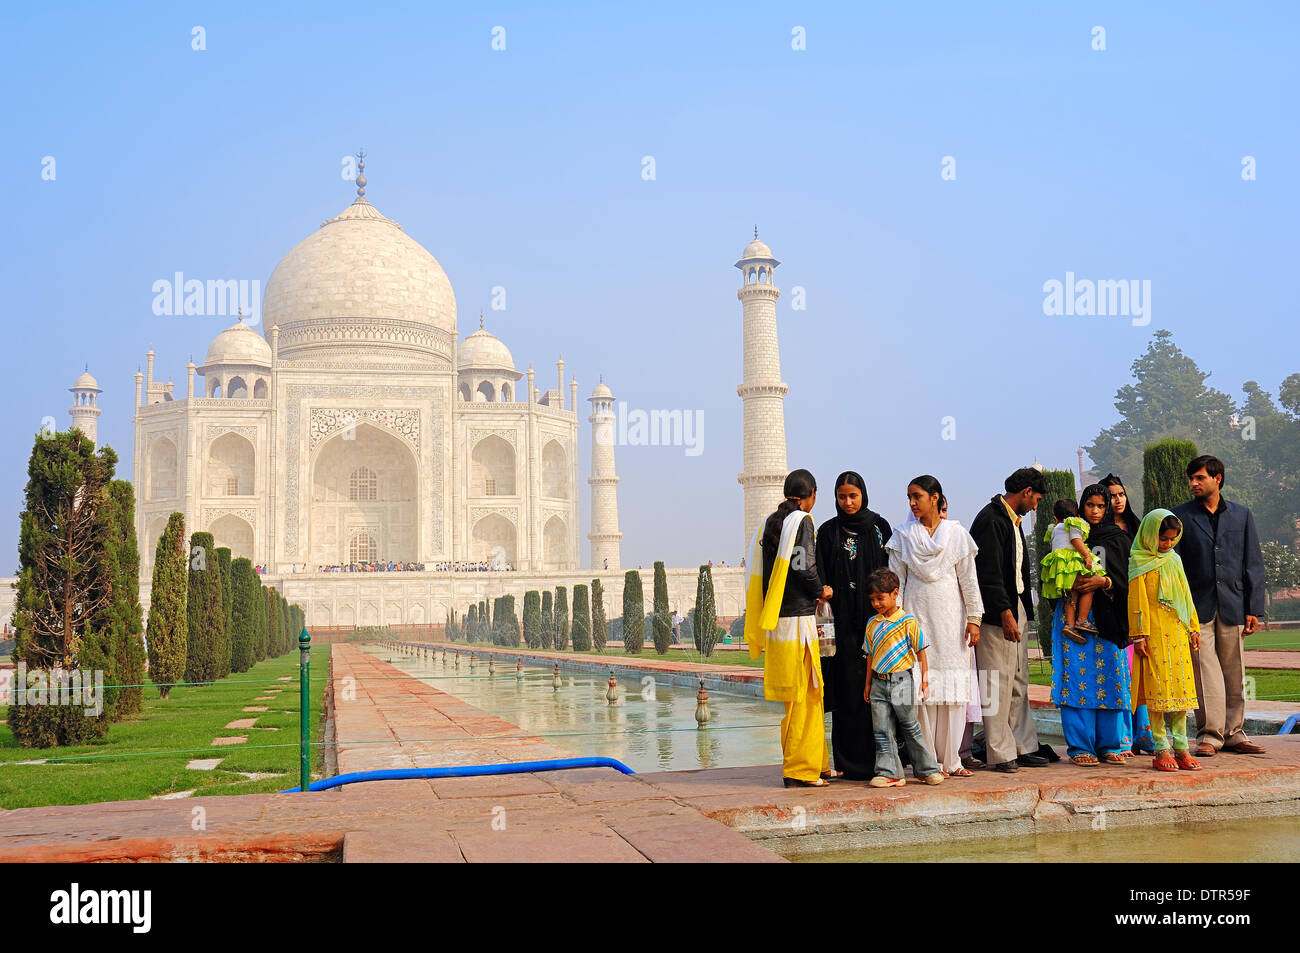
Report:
280,756,636,793
1280,714,1299,736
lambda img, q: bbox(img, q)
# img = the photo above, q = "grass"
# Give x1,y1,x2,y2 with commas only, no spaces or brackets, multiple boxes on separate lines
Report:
0,646,328,809
1245,627,1300,651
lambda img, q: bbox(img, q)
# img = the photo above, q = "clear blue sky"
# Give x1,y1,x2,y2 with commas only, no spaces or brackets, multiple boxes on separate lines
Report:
2,1,1296,572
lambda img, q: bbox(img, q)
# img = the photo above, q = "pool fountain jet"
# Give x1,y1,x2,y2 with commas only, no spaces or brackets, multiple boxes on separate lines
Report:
606,672,618,705
695,681,711,726
553,662,561,691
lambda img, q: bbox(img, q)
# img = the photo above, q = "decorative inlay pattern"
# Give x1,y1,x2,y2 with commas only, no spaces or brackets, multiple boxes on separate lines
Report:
206,424,258,441
468,427,519,451
205,507,256,525
471,506,520,526
309,408,421,453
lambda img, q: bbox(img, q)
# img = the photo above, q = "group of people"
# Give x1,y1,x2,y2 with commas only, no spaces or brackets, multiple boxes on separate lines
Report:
745,457,1266,788
305,559,515,573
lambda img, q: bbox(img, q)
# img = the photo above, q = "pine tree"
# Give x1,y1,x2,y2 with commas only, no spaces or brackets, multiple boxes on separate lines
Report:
540,590,554,649
554,586,569,650
101,479,144,719
229,558,257,673
184,531,223,684
214,547,233,678
694,564,718,657
1144,438,1198,513
571,584,592,651
622,570,645,654
652,561,671,655
590,579,608,652
147,512,188,699
8,431,120,745
523,591,542,647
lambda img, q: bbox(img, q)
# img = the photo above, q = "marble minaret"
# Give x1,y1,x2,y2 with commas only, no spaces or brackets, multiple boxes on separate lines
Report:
587,378,622,570
68,366,103,448
736,229,788,550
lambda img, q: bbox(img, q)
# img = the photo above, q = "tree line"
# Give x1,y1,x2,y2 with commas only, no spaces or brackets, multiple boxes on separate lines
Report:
7,430,305,747
444,562,726,656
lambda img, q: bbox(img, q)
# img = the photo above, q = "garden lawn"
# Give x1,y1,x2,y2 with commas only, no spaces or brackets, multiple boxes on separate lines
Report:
0,646,328,809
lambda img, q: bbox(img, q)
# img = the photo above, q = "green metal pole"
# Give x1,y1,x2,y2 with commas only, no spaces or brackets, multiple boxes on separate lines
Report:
299,628,311,792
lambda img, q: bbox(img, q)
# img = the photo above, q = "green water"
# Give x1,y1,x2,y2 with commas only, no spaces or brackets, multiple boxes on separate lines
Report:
366,647,790,772
788,816,1300,862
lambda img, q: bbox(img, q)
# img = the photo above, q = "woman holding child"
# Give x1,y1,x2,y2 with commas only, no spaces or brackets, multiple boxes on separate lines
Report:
885,476,984,777
1050,484,1132,765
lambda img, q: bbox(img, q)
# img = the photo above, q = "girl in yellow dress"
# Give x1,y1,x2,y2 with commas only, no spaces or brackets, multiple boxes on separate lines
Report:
1127,510,1202,772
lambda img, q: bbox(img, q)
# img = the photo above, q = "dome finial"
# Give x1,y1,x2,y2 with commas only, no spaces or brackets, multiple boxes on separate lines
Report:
237,307,243,323
754,224,758,240
356,148,367,198
479,311,484,330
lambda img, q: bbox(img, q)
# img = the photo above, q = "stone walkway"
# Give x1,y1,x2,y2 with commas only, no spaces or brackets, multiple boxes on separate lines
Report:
1,644,1296,863
0,646,779,863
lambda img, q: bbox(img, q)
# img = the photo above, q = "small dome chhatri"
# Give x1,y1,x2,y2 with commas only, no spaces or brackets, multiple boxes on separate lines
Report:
458,314,516,371
204,316,273,368
737,226,778,267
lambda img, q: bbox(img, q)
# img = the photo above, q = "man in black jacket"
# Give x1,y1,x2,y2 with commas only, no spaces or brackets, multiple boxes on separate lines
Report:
1172,455,1267,757
970,467,1045,773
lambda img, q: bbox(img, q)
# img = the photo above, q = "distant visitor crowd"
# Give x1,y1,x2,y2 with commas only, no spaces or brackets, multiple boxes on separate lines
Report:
297,559,514,574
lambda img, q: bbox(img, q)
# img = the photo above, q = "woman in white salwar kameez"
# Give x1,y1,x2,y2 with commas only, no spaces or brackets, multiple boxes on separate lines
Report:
886,476,984,776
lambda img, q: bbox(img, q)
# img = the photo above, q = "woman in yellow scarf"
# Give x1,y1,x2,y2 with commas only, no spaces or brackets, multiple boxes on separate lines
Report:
1128,510,1202,772
746,469,833,787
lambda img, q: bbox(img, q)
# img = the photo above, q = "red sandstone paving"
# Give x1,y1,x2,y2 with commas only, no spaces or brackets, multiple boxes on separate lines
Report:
3,645,1296,862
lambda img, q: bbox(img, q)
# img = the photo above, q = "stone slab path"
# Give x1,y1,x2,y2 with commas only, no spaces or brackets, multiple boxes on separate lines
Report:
0,645,780,863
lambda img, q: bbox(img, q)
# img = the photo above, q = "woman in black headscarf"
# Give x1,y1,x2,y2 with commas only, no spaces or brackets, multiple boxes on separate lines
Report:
1099,473,1141,538
814,471,893,780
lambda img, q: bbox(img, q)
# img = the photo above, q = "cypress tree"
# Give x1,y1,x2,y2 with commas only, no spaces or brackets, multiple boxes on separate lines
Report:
491,596,505,644
8,431,119,745
184,531,223,684
622,570,644,654
501,594,521,647
694,565,719,657
465,604,477,643
147,512,189,699
279,593,292,657
1144,438,1198,512
540,590,554,649
554,586,569,650
267,587,286,659
101,479,144,719
229,558,257,673
652,561,671,655
571,584,592,651
523,590,542,647
591,579,608,652
214,547,233,677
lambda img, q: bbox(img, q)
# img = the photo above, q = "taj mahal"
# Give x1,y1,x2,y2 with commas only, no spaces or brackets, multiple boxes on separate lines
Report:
48,160,796,633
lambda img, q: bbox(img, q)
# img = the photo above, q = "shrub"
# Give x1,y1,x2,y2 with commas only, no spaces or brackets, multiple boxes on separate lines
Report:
591,579,608,652
184,532,223,683
229,558,258,673
540,590,554,650
148,513,189,698
622,570,645,654
571,584,592,651
1143,438,1198,513
652,561,671,655
523,591,542,647
694,564,719,657
554,586,569,650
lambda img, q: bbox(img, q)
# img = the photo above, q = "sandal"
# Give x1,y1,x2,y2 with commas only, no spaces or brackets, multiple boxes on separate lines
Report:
948,767,974,778
820,770,844,780
1100,752,1126,765
1174,751,1202,771
1062,626,1087,645
1071,753,1099,766
1152,750,1178,772
783,776,829,788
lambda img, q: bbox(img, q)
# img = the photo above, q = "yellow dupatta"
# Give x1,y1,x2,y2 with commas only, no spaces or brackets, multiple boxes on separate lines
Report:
746,509,809,659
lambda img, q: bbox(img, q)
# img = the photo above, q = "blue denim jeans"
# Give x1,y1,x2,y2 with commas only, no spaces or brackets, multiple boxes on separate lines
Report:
869,668,940,780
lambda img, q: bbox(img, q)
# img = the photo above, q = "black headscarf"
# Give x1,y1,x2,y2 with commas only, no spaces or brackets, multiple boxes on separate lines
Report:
1079,483,1130,647
1099,473,1141,538
816,472,891,638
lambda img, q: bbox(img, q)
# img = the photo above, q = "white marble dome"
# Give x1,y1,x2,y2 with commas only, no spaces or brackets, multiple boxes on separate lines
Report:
739,238,774,261
72,369,101,390
262,196,457,363
204,320,272,367
457,327,515,370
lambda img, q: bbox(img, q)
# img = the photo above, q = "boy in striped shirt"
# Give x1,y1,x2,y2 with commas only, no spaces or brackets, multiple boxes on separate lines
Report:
862,568,944,787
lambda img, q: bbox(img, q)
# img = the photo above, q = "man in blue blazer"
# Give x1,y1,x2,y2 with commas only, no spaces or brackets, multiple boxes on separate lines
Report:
1172,455,1266,757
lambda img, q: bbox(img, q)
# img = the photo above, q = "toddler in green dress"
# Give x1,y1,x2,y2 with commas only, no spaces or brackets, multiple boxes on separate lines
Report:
1041,499,1107,644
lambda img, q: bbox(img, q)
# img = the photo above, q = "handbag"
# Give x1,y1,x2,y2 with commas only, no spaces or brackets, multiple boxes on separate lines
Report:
815,603,836,657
